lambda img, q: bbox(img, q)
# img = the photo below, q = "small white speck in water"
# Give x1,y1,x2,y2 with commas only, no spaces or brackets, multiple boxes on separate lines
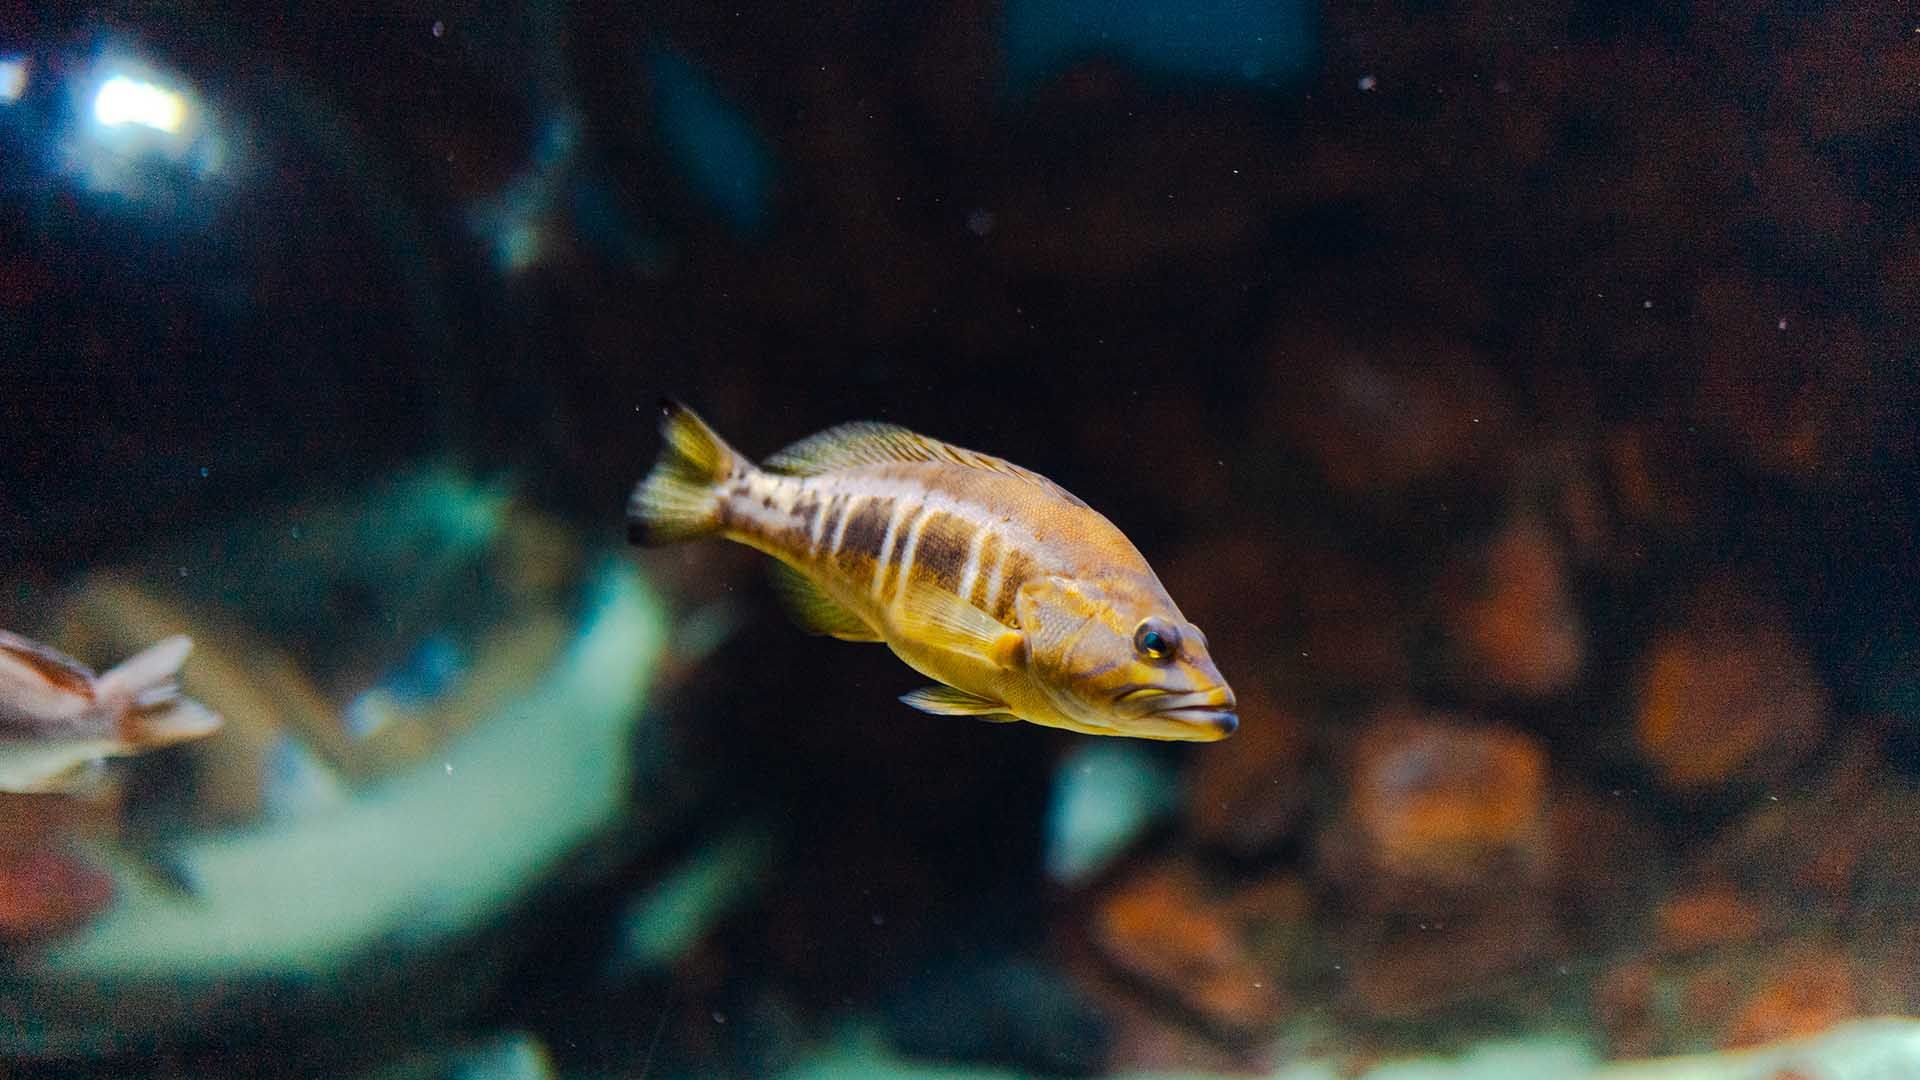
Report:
431,19,445,37
1778,317,1789,330
444,762,454,775
1358,74,1378,91
711,1011,727,1025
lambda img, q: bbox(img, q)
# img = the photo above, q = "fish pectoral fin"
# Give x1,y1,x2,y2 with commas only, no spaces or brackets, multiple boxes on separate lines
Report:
975,713,1020,723
897,587,1026,670
900,684,1012,717
768,562,881,642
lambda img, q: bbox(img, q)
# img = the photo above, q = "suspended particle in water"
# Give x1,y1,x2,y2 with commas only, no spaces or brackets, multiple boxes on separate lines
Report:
966,208,994,236
1358,74,1378,91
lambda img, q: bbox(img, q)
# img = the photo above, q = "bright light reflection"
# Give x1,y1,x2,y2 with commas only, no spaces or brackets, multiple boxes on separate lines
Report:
0,57,26,104
93,74,187,133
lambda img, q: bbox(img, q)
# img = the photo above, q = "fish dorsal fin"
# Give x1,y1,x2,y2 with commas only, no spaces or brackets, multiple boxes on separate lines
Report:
768,562,881,642
764,422,1091,509
0,631,97,697
900,685,1012,718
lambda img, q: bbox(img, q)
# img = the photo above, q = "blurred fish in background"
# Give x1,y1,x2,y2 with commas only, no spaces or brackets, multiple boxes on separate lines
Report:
0,632,219,796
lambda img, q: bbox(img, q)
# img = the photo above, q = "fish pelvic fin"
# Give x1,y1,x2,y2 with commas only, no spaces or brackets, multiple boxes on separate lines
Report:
627,398,747,546
900,684,1012,717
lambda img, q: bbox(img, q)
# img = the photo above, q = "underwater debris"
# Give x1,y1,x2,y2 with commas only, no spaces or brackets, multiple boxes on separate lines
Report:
627,400,1237,741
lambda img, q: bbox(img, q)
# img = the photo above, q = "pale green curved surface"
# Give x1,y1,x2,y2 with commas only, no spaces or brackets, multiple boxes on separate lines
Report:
780,1018,1920,1080
35,557,663,976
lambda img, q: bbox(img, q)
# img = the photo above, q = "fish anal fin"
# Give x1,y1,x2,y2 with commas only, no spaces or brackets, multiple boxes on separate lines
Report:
768,563,880,642
897,588,1025,670
763,422,1090,508
0,631,97,697
900,684,1012,717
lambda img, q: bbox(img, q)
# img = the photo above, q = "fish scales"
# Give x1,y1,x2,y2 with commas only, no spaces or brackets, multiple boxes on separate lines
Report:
627,400,1238,741
714,461,1123,642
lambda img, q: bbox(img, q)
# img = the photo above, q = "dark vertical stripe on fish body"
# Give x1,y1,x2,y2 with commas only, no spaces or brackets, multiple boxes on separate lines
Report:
912,511,970,592
795,490,823,546
968,529,1001,609
835,497,892,576
991,547,1035,622
885,502,938,605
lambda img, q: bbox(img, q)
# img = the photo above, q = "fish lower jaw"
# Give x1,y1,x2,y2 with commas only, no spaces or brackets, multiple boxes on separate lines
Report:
1148,707,1239,738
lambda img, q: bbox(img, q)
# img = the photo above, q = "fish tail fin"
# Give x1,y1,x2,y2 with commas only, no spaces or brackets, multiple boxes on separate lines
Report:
627,398,747,545
95,635,192,710
124,697,223,747
95,637,223,747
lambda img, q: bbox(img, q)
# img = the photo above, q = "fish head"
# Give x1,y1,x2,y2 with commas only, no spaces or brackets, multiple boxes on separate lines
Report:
1015,575,1237,742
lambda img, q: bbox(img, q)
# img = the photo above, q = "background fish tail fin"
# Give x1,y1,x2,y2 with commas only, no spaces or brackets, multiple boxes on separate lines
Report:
627,398,745,545
94,635,192,709
123,697,223,747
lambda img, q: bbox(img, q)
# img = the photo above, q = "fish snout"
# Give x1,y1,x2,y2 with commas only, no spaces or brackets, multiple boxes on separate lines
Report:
1147,686,1238,739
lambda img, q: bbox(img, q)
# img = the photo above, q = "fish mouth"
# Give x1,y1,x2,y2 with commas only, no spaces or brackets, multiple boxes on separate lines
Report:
1122,688,1238,740
1151,706,1239,737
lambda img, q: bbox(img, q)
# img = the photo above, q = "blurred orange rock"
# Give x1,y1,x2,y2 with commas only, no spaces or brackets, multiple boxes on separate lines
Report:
0,847,116,943
1546,787,1662,936
1595,959,1660,1059
1091,862,1288,1038
1723,950,1859,1049
1692,273,1885,484
1442,514,1585,698
1341,902,1562,1020
1340,709,1552,894
1635,581,1829,792
1654,880,1770,956
1272,333,1513,499
1183,681,1306,857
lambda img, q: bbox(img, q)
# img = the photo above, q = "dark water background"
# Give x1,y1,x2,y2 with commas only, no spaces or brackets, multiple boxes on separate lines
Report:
3,0,1919,1076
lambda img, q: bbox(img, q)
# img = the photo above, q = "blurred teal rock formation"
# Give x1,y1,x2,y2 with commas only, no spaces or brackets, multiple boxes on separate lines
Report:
7,557,666,1056
1044,741,1180,885
1004,0,1315,91
649,44,776,234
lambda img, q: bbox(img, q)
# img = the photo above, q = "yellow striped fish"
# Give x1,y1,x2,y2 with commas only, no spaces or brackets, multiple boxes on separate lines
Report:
627,400,1237,742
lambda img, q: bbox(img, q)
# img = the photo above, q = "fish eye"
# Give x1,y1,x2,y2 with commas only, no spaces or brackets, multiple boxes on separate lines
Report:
1133,618,1181,661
